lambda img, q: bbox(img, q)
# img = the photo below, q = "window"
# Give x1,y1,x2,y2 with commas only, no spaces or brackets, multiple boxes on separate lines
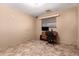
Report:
42,17,56,28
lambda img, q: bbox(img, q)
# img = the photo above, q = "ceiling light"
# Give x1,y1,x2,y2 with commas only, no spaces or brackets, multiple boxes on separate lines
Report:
24,3,45,7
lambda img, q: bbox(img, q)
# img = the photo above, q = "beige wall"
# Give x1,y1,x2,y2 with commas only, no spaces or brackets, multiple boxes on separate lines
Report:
36,18,42,40
57,8,77,45
77,7,79,48
36,7,78,46
0,5,35,49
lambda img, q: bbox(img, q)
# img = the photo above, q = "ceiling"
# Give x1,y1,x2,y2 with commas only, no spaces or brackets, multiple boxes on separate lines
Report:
6,3,79,16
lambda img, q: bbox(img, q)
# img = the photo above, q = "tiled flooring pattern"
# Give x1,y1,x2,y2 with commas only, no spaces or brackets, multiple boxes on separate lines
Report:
0,40,79,56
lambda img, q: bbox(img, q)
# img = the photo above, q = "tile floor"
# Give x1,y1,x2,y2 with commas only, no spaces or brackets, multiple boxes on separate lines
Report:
0,40,79,56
